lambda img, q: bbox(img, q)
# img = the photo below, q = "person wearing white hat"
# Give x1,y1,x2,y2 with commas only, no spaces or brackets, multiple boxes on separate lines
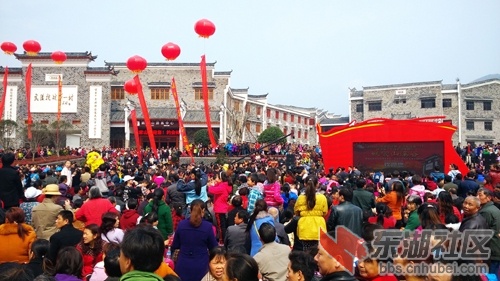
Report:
32,184,66,240
20,186,42,225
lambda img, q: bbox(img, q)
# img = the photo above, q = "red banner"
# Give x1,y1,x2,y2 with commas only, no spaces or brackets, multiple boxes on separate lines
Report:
200,55,217,149
171,77,194,164
130,109,142,165
133,75,158,158
25,64,33,140
57,75,62,121
0,67,8,121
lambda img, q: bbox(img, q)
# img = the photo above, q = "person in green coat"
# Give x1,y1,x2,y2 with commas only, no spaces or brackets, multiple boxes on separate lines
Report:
404,195,422,231
144,188,173,240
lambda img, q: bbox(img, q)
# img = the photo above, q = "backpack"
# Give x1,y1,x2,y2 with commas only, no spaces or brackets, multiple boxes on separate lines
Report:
95,177,109,194
373,172,382,183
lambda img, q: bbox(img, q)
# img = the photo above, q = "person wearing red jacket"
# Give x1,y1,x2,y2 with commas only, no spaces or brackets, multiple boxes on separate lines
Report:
208,171,232,244
75,186,118,226
120,198,140,231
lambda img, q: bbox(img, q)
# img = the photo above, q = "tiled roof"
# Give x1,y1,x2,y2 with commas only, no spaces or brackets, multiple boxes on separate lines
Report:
462,77,500,88
105,62,216,67
148,82,171,87
214,71,232,75
363,80,442,90
442,84,457,90
192,82,216,88
230,88,249,93
15,51,97,61
110,108,219,123
184,110,219,123
0,66,23,74
319,116,350,125
350,90,364,97
248,94,268,99
84,67,116,75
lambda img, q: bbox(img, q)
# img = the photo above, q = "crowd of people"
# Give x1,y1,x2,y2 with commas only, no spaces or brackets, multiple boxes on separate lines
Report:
0,142,499,281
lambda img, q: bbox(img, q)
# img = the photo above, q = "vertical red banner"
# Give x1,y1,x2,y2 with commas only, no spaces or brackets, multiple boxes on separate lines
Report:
0,67,8,120
171,78,194,164
57,75,62,121
130,109,142,165
25,63,33,140
133,75,158,159
200,55,217,149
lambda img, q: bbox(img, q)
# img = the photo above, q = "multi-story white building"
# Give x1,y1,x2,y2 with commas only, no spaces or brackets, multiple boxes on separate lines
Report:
0,51,330,149
347,75,500,145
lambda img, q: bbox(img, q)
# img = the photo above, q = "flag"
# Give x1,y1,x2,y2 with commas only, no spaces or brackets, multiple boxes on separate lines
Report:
133,75,157,158
25,64,33,140
171,77,194,163
0,67,8,121
200,55,218,149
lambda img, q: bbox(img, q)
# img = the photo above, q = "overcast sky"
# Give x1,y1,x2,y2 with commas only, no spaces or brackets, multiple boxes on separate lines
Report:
1,0,499,116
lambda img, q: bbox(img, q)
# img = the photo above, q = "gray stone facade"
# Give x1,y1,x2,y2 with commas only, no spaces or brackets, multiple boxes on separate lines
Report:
349,77,500,145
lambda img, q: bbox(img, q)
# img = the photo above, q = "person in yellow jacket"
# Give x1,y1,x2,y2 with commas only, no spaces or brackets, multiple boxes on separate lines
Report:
294,176,328,251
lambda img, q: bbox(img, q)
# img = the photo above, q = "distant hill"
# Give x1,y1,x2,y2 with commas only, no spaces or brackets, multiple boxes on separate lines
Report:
471,74,500,83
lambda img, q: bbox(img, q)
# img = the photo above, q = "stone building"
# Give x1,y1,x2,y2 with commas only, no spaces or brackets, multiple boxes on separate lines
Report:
0,51,329,149
348,75,500,145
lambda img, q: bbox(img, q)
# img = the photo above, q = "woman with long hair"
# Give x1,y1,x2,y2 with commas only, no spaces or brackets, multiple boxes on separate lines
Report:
368,203,396,229
208,171,233,245
376,181,405,228
418,204,443,229
54,247,83,281
99,212,124,244
294,176,327,250
437,191,462,224
144,188,173,240
76,224,106,278
171,199,218,281
263,168,284,208
177,167,209,210
24,239,49,278
246,199,275,256
0,207,37,264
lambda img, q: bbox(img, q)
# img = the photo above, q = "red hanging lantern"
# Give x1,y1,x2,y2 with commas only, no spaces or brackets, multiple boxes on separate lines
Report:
1,42,17,55
194,19,216,38
51,51,67,64
161,43,181,61
124,79,138,94
126,55,147,74
23,40,41,56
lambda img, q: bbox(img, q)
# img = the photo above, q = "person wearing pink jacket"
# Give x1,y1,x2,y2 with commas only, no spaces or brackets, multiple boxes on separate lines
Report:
208,171,232,244
263,168,284,208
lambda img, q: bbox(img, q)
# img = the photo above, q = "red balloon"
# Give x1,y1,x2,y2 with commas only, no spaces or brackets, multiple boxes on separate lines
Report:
1,42,17,55
51,51,67,64
124,79,138,94
23,40,41,56
161,43,181,61
194,19,216,38
126,55,147,74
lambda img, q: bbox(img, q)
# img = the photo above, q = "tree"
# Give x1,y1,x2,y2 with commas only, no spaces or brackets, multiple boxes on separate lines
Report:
193,129,219,147
0,120,18,149
258,126,286,144
24,122,50,161
50,121,73,156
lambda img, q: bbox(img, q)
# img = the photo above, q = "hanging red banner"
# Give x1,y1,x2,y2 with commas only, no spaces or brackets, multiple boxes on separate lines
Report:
200,55,217,149
130,109,142,165
0,67,8,120
57,75,62,121
133,75,158,158
25,63,33,140
171,77,194,164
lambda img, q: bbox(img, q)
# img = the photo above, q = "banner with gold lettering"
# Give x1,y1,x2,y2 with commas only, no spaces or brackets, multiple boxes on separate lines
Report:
0,67,8,120
133,75,157,159
171,77,194,164
200,55,217,149
25,63,33,140
57,75,62,121
130,109,142,165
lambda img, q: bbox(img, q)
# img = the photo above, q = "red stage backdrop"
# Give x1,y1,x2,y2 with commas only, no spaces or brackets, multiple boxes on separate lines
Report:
317,116,468,176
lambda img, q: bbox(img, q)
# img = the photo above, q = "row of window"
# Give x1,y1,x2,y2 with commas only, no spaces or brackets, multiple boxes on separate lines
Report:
234,101,310,125
466,121,493,131
358,100,493,112
111,87,214,100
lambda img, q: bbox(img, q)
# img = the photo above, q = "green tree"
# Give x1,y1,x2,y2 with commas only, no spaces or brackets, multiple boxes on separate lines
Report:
0,120,18,149
23,122,51,161
193,129,219,147
50,120,73,156
258,126,286,144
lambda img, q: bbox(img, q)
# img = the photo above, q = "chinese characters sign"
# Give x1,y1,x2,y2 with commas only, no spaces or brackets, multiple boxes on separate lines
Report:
30,85,78,113
88,86,102,139
4,86,17,138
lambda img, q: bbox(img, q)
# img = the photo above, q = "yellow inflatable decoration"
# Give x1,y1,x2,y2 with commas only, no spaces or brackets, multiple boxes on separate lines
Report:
86,151,104,173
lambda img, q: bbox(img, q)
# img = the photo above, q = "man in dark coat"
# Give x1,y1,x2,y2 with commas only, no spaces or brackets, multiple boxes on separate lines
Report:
477,188,500,278
459,196,488,231
352,178,375,217
327,188,363,237
0,152,24,209
47,210,83,262
458,171,480,198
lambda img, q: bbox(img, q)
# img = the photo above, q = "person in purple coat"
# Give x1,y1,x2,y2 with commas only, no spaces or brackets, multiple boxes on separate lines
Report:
171,199,218,281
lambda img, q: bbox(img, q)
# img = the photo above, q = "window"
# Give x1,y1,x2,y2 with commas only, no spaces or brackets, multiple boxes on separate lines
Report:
442,99,452,108
421,98,436,108
194,88,214,100
245,103,250,113
245,122,250,131
283,113,287,121
485,121,493,131
368,102,382,111
234,101,240,111
275,111,279,119
466,101,474,110
291,115,294,122
111,87,125,100
466,121,474,130
256,107,262,116
298,130,301,138
394,99,406,104
298,116,301,124
150,88,169,100
266,109,271,118
304,131,308,139
283,127,287,135
356,104,363,112
304,118,308,125
256,123,261,133
484,101,492,111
